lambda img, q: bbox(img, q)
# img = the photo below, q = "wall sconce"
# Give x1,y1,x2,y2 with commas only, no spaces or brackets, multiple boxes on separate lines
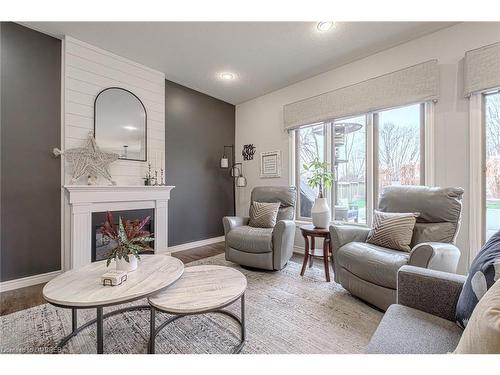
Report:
233,163,247,187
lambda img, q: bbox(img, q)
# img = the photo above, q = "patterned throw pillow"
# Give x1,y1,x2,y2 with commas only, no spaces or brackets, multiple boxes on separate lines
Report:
456,229,500,328
249,201,281,228
366,210,419,252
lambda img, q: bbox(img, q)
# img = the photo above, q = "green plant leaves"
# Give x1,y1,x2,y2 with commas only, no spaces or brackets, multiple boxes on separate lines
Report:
303,158,334,197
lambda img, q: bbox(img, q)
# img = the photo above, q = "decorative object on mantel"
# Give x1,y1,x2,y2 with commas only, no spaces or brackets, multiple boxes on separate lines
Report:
260,150,281,178
144,162,155,186
100,211,154,272
242,144,256,161
101,270,128,286
219,145,247,215
53,132,119,185
303,158,334,228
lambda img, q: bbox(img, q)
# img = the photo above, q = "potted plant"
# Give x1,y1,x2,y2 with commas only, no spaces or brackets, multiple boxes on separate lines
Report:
303,158,334,228
99,211,154,272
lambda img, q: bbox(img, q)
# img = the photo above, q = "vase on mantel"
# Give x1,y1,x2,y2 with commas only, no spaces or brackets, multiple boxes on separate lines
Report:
116,256,138,272
311,197,331,229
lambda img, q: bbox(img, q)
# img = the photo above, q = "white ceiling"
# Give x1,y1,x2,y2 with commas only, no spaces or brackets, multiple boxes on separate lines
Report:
23,22,456,105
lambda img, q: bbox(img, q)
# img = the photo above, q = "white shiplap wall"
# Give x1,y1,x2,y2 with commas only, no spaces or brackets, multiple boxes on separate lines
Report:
61,36,165,270
63,36,165,185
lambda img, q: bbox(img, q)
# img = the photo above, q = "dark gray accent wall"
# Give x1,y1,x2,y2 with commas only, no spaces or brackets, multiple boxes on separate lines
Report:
1,23,61,281
165,80,235,246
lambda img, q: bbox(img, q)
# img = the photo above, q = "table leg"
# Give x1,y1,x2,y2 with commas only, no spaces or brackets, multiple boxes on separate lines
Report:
241,293,246,342
72,309,77,333
96,307,103,354
309,237,315,268
149,307,156,354
300,234,309,276
323,239,331,282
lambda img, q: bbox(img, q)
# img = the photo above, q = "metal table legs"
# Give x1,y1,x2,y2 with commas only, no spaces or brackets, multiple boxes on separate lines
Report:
149,293,246,354
55,305,151,354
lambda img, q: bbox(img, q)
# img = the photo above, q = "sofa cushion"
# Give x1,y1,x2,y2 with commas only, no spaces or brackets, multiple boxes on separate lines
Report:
337,242,409,289
454,279,500,353
365,304,463,354
456,228,500,328
410,222,457,247
367,210,418,252
226,225,273,253
249,201,280,228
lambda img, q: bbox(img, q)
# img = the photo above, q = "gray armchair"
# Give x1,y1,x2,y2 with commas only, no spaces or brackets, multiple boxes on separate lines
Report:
330,185,464,311
223,186,297,270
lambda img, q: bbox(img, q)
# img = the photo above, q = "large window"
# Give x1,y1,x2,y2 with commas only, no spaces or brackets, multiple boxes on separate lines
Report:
293,103,427,223
333,116,366,223
296,124,326,218
374,104,424,198
485,91,500,241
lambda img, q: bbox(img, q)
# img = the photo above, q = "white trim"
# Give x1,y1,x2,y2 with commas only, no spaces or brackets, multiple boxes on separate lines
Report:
424,101,436,186
293,245,305,255
469,93,485,266
366,113,374,226
167,236,225,254
0,270,62,293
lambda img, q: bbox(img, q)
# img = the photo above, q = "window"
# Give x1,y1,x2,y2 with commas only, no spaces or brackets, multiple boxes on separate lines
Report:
296,123,326,218
485,91,500,241
293,103,427,224
374,104,425,200
333,116,367,224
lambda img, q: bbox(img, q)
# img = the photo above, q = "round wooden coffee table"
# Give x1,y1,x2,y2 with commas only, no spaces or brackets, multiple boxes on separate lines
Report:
43,255,184,354
148,265,247,354
299,224,332,282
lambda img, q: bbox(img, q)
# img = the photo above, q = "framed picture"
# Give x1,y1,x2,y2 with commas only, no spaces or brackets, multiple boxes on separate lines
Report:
260,150,281,178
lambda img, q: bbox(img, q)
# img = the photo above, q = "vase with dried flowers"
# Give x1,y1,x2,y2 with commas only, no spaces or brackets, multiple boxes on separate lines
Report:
99,211,154,272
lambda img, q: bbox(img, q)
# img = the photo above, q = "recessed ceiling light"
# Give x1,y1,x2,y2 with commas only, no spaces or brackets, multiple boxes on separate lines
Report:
220,72,235,80
317,21,335,32
123,125,137,131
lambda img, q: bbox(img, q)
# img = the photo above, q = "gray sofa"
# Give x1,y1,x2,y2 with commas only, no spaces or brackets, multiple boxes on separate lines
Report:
366,265,465,353
223,186,297,270
330,186,464,311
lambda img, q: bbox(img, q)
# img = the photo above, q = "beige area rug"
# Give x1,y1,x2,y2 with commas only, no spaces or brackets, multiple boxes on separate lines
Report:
0,254,382,354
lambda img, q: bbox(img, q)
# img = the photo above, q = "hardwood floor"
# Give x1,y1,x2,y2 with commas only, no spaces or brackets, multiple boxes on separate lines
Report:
0,242,225,316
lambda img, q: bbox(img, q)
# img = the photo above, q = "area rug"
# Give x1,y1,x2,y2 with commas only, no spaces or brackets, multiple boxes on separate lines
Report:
0,254,382,354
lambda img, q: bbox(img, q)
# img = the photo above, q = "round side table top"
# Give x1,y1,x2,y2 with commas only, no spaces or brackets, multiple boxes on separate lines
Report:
300,224,330,236
148,265,247,314
43,255,184,308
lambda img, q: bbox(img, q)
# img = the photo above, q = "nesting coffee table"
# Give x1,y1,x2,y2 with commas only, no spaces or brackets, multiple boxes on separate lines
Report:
148,265,247,354
42,255,184,354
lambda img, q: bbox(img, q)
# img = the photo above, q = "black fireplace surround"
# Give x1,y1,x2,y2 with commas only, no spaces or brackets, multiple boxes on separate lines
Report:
91,209,155,262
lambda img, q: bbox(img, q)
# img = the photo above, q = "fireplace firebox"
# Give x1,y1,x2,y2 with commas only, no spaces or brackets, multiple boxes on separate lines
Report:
91,209,155,262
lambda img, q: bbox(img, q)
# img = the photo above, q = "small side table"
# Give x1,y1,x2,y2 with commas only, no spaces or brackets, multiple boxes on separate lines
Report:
299,224,332,282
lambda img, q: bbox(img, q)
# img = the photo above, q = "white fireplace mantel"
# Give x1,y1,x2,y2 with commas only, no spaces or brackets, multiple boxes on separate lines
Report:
64,185,174,269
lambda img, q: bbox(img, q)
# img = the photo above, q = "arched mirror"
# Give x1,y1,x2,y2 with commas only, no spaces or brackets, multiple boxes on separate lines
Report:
94,87,147,161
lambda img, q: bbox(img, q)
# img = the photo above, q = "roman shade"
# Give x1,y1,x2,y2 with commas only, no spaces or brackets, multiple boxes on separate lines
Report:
463,42,500,97
283,60,439,131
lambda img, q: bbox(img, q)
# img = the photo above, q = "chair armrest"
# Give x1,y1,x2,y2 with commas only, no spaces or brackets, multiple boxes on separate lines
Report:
409,242,461,273
272,220,296,270
222,216,249,235
397,265,466,321
329,224,371,252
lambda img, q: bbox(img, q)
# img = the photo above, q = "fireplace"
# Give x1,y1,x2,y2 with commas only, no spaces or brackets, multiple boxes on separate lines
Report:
91,209,155,262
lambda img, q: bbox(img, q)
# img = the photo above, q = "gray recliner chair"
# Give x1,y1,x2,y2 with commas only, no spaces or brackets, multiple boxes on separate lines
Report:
330,185,464,311
223,186,297,270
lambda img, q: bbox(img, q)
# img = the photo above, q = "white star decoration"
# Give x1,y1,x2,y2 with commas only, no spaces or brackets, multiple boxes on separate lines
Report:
54,132,119,185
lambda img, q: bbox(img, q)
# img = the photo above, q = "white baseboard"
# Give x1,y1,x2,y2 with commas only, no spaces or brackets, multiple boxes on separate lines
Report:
0,270,62,293
167,236,225,253
293,245,305,255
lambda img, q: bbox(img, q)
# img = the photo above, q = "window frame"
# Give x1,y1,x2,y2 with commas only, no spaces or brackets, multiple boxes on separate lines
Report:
469,89,500,264
291,101,432,225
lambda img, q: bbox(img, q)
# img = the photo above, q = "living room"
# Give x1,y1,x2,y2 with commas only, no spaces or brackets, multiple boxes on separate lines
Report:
1,0,499,372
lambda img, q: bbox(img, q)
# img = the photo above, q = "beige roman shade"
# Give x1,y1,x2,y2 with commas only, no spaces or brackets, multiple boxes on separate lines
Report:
283,60,439,131
464,42,500,97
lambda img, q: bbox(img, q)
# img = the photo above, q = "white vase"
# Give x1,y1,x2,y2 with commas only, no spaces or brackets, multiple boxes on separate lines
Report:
311,197,331,229
115,256,138,272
